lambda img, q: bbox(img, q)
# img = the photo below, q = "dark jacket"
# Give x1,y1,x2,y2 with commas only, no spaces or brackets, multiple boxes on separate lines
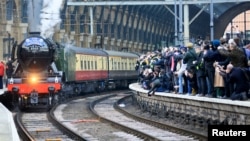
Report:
0,62,4,76
183,48,197,70
227,67,249,93
203,49,216,71
195,51,206,77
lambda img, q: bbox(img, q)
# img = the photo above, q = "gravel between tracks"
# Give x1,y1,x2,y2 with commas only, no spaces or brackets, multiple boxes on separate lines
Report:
54,97,143,141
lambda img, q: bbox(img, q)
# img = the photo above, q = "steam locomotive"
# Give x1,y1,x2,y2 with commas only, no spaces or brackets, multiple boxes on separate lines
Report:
6,34,139,109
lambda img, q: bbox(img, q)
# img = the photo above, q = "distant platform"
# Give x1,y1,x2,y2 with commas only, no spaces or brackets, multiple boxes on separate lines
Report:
0,103,20,141
0,88,7,95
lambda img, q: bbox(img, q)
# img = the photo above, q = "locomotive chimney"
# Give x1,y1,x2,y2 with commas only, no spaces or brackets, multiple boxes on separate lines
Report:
27,0,43,35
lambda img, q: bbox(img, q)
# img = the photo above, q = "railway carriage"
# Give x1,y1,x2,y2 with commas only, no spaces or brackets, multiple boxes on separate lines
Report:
57,45,109,94
105,50,139,89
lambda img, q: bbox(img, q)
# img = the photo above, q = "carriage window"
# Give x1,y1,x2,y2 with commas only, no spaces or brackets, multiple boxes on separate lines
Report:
94,61,97,70
88,61,90,70
84,61,87,70
81,60,83,70
111,58,113,70
91,61,93,70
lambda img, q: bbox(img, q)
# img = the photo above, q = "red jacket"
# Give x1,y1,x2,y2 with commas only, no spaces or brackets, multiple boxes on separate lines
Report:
0,62,5,76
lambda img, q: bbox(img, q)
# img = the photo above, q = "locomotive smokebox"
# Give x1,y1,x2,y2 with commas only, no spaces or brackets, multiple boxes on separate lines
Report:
17,36,55,72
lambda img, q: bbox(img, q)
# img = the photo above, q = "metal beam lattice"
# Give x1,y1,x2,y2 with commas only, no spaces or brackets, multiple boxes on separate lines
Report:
67,0,250,6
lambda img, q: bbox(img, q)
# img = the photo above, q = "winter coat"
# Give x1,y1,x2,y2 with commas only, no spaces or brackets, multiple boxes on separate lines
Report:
0,62,5,76
218,48,247,68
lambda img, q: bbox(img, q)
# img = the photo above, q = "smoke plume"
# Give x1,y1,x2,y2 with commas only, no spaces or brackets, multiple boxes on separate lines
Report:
40,0,64,38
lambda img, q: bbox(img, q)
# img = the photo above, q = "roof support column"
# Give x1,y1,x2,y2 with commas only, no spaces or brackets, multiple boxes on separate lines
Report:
174,1,178,46
179,0,183,46
183,4,189,45
89,6,94,35
210,0,214,40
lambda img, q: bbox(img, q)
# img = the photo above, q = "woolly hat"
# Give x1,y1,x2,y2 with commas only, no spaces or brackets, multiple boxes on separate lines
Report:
186,42,193,48
211,40,220,48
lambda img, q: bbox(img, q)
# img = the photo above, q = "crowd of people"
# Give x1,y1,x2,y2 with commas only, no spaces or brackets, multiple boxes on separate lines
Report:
136,37,250,101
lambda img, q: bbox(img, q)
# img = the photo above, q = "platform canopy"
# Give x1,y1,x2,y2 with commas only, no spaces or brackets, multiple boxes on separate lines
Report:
67,0,249,18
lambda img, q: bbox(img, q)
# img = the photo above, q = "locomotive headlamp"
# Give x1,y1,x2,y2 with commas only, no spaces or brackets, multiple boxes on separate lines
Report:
29,74,39,84
31,76,37,83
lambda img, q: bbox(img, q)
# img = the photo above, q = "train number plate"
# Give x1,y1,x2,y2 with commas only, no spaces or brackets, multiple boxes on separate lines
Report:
30,92,38,104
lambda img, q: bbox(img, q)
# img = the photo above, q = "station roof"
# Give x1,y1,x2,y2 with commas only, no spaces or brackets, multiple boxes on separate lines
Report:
67,0,248,19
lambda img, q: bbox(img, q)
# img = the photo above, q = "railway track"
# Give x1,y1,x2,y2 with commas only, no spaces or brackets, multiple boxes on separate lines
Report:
14,107,85,141
14,90,130,141
14,90,207,141
115,95,208,141
90,92,205,141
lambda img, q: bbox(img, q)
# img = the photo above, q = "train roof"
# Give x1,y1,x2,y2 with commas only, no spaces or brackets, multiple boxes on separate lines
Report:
104,50,139,58
64,44,108,56
62,44,139,58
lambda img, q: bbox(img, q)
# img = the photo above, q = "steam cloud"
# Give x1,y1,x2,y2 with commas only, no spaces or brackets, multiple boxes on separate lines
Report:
27,0,42,33
40,0,64,39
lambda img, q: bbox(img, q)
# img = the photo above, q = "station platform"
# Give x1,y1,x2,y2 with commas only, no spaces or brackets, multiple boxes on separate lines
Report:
0,82,7,95
0,88,7,95
0,103,19,141
129,83,250,125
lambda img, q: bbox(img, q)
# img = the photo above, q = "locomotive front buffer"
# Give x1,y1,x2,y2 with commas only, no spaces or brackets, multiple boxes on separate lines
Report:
7,75,62,109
